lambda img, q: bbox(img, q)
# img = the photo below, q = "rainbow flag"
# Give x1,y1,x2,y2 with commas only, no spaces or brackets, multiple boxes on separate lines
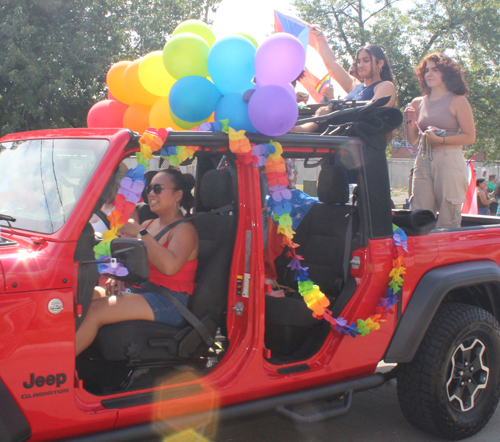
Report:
315,73,331,94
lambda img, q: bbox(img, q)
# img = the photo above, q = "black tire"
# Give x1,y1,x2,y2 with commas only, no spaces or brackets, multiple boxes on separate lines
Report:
397,302,500,440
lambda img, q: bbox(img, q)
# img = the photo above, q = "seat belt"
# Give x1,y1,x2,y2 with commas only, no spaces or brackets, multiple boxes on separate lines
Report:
153,204,234,241
139,280,215,348
140,203,234,348
342,209,355,286
95,210,111,230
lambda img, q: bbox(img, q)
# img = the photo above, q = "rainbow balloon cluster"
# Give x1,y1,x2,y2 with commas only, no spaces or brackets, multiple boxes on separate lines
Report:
93,128,170,274
87,20,305,137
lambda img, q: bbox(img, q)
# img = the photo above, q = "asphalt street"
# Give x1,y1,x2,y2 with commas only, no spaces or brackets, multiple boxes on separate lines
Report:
215,379,500,442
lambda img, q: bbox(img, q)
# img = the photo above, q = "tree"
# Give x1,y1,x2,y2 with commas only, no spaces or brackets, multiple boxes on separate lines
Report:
0,0,220,135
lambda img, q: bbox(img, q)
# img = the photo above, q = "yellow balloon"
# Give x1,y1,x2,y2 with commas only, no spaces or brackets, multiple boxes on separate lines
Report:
123,103,152,133
123,58,158,106
138,51,176,97
235,32,259,48
173,19,216,46
149,97,184,131
106,61,134,105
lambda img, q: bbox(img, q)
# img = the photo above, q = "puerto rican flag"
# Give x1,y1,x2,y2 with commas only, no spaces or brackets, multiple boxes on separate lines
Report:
462,159,477,215
274,11,346,103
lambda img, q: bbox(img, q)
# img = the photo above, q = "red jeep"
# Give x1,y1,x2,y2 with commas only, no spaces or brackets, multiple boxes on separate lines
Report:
1,104,500,441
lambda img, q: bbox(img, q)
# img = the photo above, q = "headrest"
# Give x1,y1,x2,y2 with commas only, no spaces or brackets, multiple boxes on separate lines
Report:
317,165,349,204
200,169,233,210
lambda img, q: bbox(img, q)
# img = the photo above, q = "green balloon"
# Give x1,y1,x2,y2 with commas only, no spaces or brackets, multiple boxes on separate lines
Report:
163,33,210,79
169,109,208,130
173,20,216,47
235,32,258,48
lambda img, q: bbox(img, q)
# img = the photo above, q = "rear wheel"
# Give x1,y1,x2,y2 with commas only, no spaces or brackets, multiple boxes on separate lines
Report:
397,303,500,440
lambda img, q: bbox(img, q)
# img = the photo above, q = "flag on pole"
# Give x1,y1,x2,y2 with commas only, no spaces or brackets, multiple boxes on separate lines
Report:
315,73,331,94
462,159,477,215
274,10,346,103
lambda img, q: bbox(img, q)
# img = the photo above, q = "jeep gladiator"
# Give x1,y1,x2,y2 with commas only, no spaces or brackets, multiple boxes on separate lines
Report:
1,108,500,441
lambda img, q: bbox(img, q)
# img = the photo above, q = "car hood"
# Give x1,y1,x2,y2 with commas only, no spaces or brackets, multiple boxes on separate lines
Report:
0,233,76,293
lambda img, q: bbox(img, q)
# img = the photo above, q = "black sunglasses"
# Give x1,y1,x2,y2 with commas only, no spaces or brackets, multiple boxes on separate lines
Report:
145,184,178,195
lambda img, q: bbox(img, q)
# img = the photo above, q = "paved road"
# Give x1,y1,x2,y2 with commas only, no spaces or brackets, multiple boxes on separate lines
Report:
215,379,500,442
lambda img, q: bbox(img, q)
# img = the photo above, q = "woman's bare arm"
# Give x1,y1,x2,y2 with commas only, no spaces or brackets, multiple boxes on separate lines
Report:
310,26,358,93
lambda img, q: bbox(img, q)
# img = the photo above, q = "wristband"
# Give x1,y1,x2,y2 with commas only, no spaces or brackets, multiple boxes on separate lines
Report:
138,229,149,238
317,35,327,41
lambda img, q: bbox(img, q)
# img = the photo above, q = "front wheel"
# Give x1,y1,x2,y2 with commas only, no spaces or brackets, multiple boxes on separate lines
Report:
397,303,500,440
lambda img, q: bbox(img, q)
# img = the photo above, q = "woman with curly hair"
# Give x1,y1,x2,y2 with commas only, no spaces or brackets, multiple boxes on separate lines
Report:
406,52,476,229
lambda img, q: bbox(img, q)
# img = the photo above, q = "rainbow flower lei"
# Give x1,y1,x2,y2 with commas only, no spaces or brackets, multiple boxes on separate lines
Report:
224,129,408,338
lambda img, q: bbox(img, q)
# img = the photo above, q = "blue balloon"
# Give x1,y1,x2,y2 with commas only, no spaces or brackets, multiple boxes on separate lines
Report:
208,35,256,95
214,93,256,133
169,76,222,122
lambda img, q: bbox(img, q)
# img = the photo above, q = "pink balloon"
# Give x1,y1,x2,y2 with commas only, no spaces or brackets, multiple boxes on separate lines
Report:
255,34,306,86
87,99,128,128
248,85,298,137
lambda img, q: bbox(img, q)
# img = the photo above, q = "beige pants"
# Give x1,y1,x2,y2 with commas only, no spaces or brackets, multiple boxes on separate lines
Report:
410,148,467,229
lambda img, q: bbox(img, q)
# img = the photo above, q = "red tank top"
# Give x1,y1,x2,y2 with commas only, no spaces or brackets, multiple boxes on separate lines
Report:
146,220,198,294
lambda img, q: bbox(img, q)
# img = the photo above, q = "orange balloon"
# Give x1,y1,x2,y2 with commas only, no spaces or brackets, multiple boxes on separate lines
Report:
149,97,184,131
123,103,152,133
106,61,134,105
123,59,158,106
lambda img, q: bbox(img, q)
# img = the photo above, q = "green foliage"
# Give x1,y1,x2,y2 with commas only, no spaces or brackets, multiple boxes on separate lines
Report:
294,0,500,160
0,0,220,135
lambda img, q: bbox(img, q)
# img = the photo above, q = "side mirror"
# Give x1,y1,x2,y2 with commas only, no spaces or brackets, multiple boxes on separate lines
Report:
110,238,149,283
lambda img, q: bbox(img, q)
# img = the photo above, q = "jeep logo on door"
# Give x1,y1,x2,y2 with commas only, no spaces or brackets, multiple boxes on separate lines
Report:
23,373,67,389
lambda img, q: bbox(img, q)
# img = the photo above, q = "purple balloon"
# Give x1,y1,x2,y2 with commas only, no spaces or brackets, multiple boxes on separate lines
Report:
255,33,306,86
248,85,298,137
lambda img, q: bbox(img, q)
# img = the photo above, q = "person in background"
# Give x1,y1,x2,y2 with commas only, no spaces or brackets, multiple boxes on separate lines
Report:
477,178,494,215
309,24,396,107
487,174,498,215
406,52,476,229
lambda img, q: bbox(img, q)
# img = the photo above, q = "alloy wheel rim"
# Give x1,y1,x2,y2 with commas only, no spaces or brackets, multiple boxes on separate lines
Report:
446,338,489,412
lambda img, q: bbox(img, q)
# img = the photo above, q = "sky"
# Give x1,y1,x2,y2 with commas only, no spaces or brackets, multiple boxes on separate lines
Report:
209,0,415,44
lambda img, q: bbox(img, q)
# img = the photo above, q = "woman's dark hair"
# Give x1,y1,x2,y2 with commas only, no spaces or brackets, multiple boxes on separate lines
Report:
415,52,469,96
158,169,196,215
356,44,394,83
476,177,486,187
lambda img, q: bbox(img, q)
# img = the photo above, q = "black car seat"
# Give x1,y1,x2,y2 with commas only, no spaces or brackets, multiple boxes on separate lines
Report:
265,164,358,358
93,169,236,362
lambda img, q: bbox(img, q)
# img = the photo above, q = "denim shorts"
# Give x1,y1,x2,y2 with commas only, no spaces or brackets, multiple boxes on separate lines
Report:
134,287,189,327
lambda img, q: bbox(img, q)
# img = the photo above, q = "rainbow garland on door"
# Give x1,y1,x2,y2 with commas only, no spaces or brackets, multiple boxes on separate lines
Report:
92,127,199,275
226,129,407,338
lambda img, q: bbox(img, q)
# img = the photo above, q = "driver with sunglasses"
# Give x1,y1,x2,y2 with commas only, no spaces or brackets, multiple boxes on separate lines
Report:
75,169,199,356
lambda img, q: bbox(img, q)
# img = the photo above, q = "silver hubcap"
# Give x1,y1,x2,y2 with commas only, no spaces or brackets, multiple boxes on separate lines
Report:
446,338,489,412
